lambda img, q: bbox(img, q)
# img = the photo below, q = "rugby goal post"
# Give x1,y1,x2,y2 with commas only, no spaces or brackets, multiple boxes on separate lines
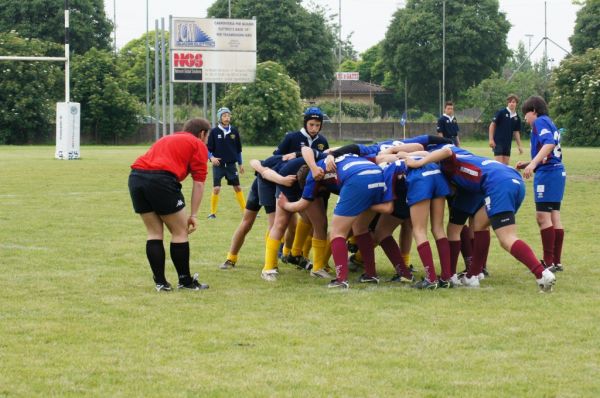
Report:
0,0,80,159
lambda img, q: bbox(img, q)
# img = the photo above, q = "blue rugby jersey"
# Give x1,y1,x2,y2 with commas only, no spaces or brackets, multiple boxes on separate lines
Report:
439,146,522,194
530,115,563,171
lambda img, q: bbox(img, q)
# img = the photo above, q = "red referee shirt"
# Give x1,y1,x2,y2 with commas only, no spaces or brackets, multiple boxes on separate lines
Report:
131,132,208,182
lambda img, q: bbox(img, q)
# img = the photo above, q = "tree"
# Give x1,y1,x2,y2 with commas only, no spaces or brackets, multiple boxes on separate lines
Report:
382,0,511,113
0,0,113,54
550,47,600,146
461,46,550,124
569,0,600,55
207,0,337,98
219,61,302,145
356,43,386,85
71,48,141,143
0,32,63,144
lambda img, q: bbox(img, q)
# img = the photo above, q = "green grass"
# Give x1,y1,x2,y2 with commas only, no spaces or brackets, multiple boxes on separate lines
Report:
1,142,599,397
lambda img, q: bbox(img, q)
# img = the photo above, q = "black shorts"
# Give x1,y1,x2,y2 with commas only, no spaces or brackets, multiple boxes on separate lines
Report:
213,163,240,187
128,169,185,215
257,175,276,209
246,178,262,212
493,142,511,156
535,202,561,212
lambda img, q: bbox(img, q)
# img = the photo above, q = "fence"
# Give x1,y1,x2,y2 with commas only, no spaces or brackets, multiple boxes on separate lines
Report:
26,122,487,145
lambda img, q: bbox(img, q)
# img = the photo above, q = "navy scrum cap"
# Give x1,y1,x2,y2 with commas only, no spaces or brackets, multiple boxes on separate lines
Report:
217,107,231,121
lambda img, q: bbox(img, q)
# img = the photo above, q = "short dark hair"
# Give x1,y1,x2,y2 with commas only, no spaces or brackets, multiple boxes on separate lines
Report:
182,118,211,137
521,96,548,116
444,101,454,107
506,94,519,103
296,165,310,190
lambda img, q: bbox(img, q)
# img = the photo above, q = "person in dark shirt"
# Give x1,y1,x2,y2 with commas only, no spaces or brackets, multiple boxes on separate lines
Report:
206,107,245,219
274,106,329,155
488,94,523,165
437,101,460,146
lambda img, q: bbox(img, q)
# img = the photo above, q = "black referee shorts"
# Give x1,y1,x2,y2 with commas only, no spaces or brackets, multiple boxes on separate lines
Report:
128,169,185,215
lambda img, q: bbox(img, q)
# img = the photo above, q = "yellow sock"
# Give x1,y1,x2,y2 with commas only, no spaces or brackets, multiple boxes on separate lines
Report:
282,246,291,257
291,219,311,256
354,250,363,262
227,253,238,264
263,236,281,271
348,235,356,245
302,234,313,258
402,253,411,266
210,192,219,215
311,238,327,272
235,190,246,211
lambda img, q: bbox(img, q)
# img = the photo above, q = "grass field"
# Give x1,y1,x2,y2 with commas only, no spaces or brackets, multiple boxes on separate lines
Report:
1,142,599,397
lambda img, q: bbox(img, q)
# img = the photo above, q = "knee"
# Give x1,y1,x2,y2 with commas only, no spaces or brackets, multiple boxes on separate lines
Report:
213,186,221,195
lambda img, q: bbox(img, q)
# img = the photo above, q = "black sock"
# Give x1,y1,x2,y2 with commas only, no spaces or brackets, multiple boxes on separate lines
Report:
146,240,166,284
170,242,191,283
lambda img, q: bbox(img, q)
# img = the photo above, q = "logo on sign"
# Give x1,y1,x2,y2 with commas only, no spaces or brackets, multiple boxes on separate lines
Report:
174,21,215,48
174,53,204,67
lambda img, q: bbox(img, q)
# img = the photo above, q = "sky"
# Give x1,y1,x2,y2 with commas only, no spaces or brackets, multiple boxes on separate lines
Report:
105,0,581,66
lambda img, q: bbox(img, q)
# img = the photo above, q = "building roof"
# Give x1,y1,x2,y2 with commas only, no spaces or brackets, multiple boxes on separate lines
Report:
323,80,391,95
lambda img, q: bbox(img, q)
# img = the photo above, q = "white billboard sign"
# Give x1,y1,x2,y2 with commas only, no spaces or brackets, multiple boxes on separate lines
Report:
171,17,257,83
171,18,256,51
171,50,256,83
336,72,360,81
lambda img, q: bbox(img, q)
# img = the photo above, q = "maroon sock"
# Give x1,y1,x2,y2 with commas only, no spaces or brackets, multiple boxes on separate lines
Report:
481,230,491,269
355,232,377,277
436,238,452,280
449,240,461,275
417,242,437,282
540,226,555,265
460,225,473,267
468,230,490,278
330,237,349,282
510,239,544,278
554,228,564,264
379,236,411,278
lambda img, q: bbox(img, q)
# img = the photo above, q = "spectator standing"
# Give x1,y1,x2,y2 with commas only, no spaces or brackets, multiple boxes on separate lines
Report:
437,101,460,146
489,94,524,164
207,107,245,219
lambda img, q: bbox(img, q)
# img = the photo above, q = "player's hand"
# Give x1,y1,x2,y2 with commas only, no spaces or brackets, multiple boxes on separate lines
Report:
325,155,336,172
405,157,421,168
518,146,524,155
515,160,527,170
238,164,245,174
282,152,296,161
522,163,535,179
210,157,221,166
277,192,289,209
187,216,198,234
489,140,496,149
311,166,325,181
281,175,297,187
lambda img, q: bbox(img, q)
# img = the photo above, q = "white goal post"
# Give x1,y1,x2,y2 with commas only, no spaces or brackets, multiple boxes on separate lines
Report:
0,0,79,159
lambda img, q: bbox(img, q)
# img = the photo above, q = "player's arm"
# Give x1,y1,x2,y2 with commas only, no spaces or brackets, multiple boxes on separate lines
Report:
301,146,324,180
405,147,452,168
513,130,523,154
522,143,555,179
379,143,424,155
488,122,496,148
278,192,311,213
249,159,296,186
